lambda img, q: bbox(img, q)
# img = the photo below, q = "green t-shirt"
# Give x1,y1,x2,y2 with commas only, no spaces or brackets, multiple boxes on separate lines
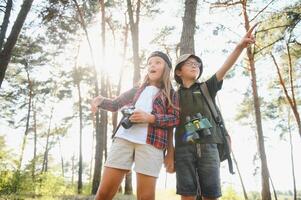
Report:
175,74,224,147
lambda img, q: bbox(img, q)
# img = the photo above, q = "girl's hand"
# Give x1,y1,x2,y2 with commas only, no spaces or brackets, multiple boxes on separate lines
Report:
164,150,175,173
237,23,258,49
91,96,104,114
129,109,155,123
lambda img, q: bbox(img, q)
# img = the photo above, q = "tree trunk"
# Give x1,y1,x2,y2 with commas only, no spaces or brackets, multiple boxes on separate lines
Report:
124,171,133,195
126,0,140,86
18,64,33,170
72,0,101,194
90,0,107,194
232,152,248,200
288,109,297,200
125,1,141,193
0,0,13,51
72,154,75,185
112,17,128,136
32,100,37,180
89,128,95,184
242,1,271,199
76,72,83,194
179,0,197,55
42,108,54,173
58,137,64,178
0,0,34,87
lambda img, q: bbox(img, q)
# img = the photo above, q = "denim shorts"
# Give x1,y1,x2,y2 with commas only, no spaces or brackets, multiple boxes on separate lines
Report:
175,143,221,198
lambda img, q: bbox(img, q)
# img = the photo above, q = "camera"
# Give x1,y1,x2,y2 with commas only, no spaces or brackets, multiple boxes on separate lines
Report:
182,113,212,143
120,106,135,129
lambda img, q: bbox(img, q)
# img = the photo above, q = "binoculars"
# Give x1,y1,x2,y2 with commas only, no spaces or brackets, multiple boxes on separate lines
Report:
182,113,212,143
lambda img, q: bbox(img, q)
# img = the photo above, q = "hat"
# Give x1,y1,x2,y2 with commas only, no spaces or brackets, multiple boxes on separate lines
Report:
174,54,203,84
147,51,172,69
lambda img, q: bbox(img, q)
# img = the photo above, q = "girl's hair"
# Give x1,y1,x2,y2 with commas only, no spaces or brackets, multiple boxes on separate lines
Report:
142,62,178,110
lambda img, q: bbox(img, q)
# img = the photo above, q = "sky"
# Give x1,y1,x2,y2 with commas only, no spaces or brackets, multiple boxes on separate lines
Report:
1,0,300,196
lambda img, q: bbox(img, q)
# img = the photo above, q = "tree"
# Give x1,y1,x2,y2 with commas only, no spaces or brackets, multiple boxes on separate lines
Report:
179,0,198,55
0,0,34,87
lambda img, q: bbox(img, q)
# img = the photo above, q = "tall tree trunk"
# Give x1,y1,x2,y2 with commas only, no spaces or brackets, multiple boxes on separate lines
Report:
127,0,141,86
112,15,128,135
76,71,83,194
58,137,64,178
232,152,248,200
125,1,141,193
73,42,83,194
288,109,297,200
71,154,75,185
179,0,197,55
71,0,101,194
0,0,34,87
89,127,95,184
32,100,37,180
42,108,54,173
241,1,271,199
124,171,133,195
0,0,13,51
18,63,33,170
269,176,278,200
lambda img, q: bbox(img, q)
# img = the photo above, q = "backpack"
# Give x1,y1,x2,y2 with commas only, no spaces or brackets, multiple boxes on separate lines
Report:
199,83,234,174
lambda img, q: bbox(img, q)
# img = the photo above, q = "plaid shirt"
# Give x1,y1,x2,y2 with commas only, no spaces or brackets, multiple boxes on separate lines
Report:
99,83,180,149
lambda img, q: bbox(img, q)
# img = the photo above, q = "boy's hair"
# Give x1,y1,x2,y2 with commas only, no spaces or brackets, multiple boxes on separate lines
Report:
142,62,178,110
174,54,203,84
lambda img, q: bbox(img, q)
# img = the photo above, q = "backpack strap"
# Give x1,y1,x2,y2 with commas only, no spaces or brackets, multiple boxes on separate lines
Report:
199,83,234,174
200,83,221,124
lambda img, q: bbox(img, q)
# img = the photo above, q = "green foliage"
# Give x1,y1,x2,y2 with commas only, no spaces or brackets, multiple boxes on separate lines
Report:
220,186,243,200
0,170,74,197
255,3,301,57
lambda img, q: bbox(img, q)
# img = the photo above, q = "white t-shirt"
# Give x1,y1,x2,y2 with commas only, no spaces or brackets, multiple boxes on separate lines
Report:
115,85,160,144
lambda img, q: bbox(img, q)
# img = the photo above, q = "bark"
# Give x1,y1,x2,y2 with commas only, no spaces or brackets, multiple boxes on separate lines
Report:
76,77,83,194
271,53,301,138
179,0,197,55
0,0,12,51
124,171,133,195
126,0,140,86
58,137,64,178
232,152,249,200
0,0,34,87
71,0,101,194
18,63,33,170
32,101,37,180
242,1,271,199
42,108,54,173
288,110,297,200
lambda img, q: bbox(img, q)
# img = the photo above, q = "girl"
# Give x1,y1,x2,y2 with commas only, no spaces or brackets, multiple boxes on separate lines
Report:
91,51,179,200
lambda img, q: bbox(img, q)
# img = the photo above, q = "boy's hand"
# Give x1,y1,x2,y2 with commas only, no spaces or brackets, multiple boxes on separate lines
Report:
164,149,175,173
237,23,258,49
129,109,155,123
91,96,104,114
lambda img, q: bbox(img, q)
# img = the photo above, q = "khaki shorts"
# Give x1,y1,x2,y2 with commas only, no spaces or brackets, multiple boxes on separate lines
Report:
104,137,164,178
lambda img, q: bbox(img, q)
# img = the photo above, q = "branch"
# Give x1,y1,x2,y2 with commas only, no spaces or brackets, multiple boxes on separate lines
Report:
256,24,290,33
254,36,284,55
270,53,295,110
286,42,297,108
210,0,242,9
249,0,277,22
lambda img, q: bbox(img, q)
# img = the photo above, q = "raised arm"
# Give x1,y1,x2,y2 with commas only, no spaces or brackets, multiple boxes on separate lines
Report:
216,24,257,82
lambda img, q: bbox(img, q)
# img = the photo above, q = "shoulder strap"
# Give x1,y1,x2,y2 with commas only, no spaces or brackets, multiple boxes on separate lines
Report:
200,83,221,124
199,83,235,174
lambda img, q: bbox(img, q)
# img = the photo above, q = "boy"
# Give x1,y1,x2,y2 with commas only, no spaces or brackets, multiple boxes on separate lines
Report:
174,25,256,200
